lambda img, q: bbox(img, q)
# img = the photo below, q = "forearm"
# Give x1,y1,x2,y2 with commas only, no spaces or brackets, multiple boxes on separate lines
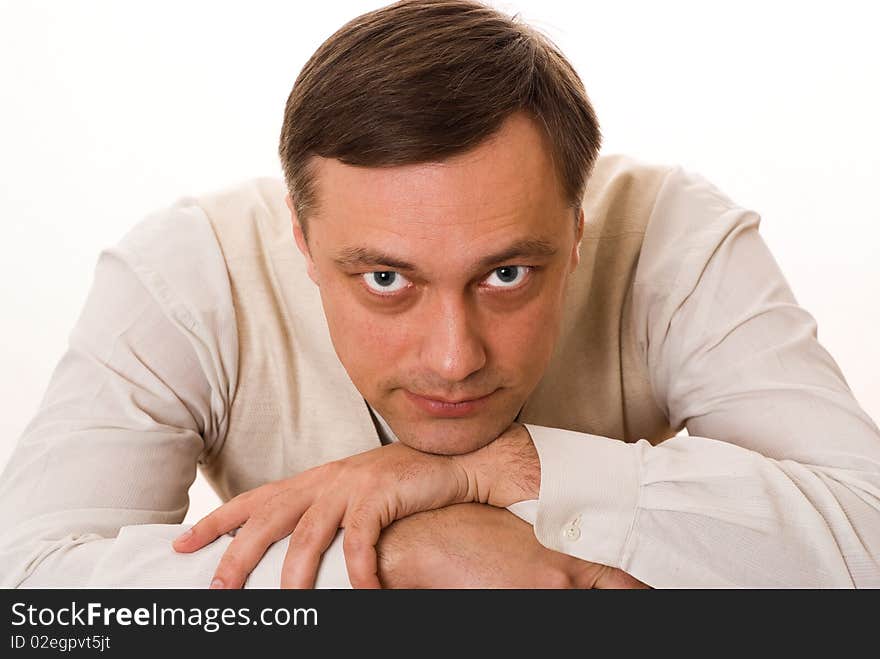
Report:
93,524,352,588
3,520,353,589
376,502,646,589
527,424,880,588
377,504,564,588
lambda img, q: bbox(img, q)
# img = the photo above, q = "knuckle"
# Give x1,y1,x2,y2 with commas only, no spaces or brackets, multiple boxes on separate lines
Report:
216,553,245,580
293,515,319,545
249,503,279,526
192,515,220,538
347,463,380,488
240,518,276,547
316,460,342,479
265,487,296,508
244,479,289,503
342,531,365,554
608,567,646,589
230,487,265,509
344,503,377,531
229,490,252,506
544,567,576,589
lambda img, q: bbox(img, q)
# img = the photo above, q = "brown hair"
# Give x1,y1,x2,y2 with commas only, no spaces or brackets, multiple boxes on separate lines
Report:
278,0,601,231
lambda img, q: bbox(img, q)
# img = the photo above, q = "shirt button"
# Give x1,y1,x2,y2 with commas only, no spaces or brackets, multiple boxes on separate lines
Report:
563,525,581,541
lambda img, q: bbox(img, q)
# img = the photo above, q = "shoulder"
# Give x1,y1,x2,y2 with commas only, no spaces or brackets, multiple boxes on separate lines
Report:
110,185,248,334
192,177,290,259
193,176,287,214
633,160,761,294
626,160,764,373
100,182,276,411
69,182,262,455
582,153,678,238
111,177,290,314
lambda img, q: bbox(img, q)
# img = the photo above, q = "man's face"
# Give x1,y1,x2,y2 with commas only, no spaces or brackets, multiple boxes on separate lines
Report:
289,112,583,455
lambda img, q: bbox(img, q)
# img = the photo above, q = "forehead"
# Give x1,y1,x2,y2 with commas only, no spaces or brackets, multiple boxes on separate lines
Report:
308,113,569,246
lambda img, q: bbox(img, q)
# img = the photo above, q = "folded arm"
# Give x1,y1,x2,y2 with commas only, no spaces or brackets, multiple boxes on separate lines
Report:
0,206,237,588
0,206,582,589
527,173,880,587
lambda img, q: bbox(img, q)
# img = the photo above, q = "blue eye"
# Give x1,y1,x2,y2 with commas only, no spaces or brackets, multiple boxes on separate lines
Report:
484,266,530,289
362,271,411,294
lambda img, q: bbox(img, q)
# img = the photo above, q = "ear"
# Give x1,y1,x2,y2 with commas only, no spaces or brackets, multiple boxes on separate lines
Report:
569,207,585,273
287,194,320,286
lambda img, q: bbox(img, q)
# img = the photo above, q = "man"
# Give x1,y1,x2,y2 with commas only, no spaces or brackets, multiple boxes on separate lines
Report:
2,0,879,589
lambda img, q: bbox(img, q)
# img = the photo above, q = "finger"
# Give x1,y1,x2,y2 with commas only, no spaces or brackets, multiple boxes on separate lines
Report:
594,566,651,589
281,499,346,589
211,495,310,589
342,504,383,589
173,493,254,553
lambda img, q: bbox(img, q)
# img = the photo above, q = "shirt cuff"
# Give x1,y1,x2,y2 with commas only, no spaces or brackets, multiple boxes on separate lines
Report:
523,424,643,568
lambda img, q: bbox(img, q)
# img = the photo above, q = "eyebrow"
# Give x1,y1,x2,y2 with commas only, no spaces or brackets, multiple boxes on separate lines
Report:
332,239,558,272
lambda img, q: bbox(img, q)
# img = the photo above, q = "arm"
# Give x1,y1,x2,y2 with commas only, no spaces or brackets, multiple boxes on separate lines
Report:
161,500,645,589
0,204,253,587
376,503,647,589
180,170,880,588
519,168,880,587
177,420,646,589
3,202,583,589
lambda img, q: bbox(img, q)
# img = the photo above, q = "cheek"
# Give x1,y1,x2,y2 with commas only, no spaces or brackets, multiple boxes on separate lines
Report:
320,282,412,384
487,280,567,378
489,305,558,379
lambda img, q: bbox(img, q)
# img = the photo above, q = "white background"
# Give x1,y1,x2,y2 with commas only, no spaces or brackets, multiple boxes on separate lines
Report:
1,0,878,523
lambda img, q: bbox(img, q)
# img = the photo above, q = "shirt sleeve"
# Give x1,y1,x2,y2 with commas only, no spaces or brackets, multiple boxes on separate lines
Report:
526,165,880,588
0,200,304,588
0,197,534,589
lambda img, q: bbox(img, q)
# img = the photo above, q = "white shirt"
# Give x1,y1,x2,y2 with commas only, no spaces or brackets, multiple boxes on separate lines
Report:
2,164,879,588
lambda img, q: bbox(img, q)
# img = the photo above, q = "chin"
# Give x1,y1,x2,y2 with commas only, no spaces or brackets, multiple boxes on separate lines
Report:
394,416,513,456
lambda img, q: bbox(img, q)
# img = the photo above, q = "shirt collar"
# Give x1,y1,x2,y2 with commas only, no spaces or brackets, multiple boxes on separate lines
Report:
366,401,399,445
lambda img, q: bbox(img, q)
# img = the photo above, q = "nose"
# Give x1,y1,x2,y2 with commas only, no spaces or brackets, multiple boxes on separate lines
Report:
419,293,487,384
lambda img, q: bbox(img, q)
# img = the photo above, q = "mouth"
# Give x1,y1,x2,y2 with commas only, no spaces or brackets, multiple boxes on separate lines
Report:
403,389,497,418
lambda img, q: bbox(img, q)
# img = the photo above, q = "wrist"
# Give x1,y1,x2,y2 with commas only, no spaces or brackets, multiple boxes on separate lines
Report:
453,422,540,508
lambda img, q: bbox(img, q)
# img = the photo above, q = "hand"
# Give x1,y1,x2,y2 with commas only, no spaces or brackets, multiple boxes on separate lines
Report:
172,440,473,589
377,503,650,589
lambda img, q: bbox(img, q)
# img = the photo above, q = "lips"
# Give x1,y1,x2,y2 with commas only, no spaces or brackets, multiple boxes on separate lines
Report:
404,389,496,418
412,393,491,404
